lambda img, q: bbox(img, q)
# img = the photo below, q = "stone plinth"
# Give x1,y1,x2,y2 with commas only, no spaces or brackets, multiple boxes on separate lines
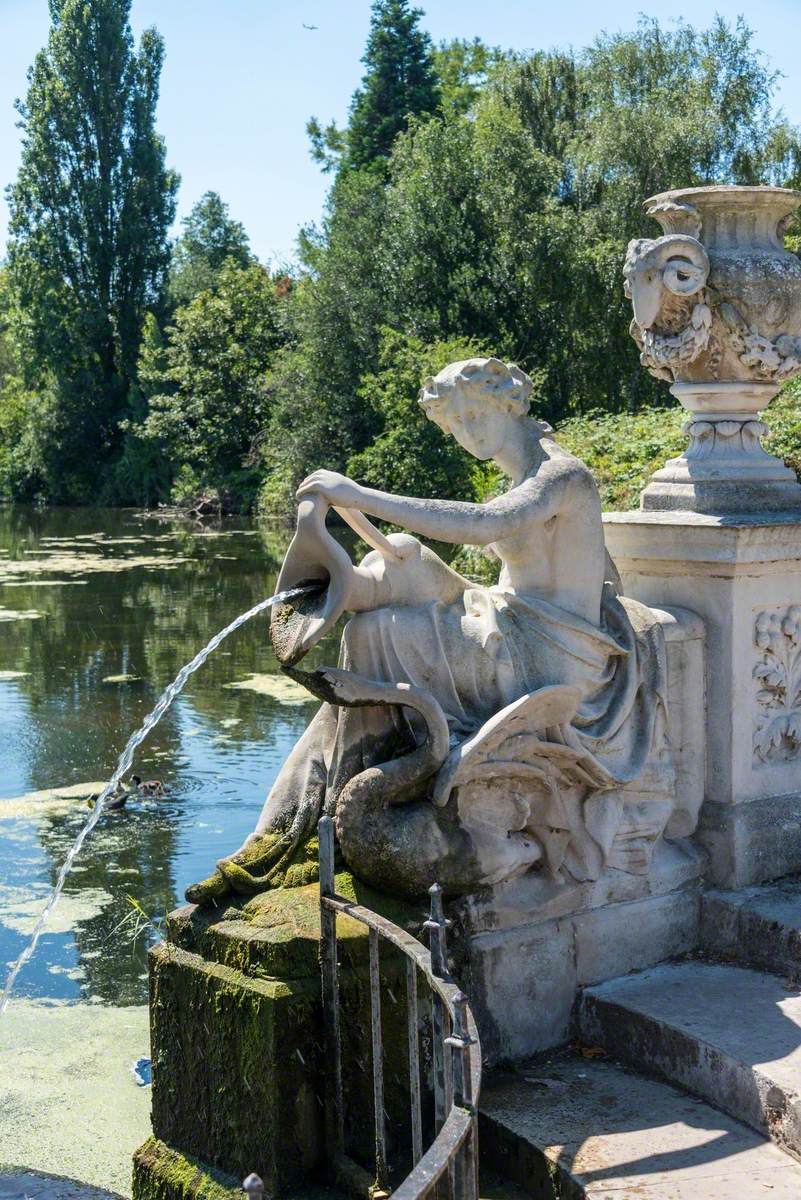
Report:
133,879,425,1200
605,510,801,888
451,837,704,1062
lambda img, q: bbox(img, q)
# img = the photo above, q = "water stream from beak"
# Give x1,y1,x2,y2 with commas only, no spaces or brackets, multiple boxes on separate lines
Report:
0,585,313,1015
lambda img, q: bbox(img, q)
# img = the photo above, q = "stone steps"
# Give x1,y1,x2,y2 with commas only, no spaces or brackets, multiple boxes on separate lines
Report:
578,960,801,1160
701,876,801,978
479,1051,801,1198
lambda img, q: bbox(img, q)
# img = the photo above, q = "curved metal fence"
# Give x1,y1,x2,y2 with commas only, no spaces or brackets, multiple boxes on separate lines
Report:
317,815,482,1200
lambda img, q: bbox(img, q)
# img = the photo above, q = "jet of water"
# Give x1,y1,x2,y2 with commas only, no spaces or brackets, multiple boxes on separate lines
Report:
0,585,313,1015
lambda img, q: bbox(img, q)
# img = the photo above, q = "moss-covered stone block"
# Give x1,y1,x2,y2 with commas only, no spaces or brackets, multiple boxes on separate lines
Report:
133,1137,241,1200
147,942,321,1192
135,876,426,1200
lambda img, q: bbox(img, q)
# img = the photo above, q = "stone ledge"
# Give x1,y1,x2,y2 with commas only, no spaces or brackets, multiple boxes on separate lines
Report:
604,510,801,569
479,1052,801,1198
132,1140,240,1200
166,874,426,981
697,793,801,888
456,877,701,1063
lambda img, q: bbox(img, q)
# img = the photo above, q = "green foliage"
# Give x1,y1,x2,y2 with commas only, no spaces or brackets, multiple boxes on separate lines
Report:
574,17,788,232
556,405,686,511
168,192,252,306
5,0,178,501
4,8,801,518
555,383,801,511
348,0,440,169
259,169,389,518
347,329,491,500
434,38,503,119
135,262,286,510
0,271,42,500
760,381,801,482
292,9,801,493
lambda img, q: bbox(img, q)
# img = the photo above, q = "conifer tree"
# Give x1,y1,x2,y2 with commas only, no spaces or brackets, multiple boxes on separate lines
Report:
169,192,252,306
308,0,440,172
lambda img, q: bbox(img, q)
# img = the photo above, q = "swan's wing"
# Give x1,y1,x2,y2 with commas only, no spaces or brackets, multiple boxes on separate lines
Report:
432,685,585,807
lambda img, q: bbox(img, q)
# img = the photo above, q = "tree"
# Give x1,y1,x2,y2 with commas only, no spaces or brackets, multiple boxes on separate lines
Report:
347,329,492,501
0,271,40,500
348,0,440,168
136,262,286,510
307,0,440,172
5,0,178,501
433,38,503,120
168,191,252,306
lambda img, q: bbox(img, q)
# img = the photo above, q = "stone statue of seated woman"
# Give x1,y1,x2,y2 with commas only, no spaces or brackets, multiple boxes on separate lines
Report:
187,358,673,907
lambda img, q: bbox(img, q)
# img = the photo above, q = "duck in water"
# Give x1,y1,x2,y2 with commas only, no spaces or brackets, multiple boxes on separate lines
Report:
130,775,167,797
87,775,166,810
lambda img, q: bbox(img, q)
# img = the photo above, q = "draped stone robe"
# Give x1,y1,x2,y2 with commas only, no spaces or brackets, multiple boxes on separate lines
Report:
263,557,671,886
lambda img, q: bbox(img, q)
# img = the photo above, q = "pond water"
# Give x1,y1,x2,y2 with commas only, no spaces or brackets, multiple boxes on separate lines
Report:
0,505,336,1008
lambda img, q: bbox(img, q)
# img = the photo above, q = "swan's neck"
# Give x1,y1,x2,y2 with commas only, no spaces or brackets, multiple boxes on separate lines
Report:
338,682,450,812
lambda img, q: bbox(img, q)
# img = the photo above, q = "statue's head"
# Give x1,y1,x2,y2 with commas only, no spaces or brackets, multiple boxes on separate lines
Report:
419,358,544,460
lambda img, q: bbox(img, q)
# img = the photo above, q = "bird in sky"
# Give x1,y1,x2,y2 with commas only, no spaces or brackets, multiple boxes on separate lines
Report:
302,23,318,30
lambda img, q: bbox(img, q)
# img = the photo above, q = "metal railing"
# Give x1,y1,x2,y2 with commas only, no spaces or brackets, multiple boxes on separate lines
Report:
317,815,482,1200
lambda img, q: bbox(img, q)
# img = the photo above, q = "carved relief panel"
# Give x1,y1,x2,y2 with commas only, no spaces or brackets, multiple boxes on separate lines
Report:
753,606,801,763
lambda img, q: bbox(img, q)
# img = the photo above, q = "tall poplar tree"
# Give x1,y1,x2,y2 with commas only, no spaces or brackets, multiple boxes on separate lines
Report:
6,0,178,501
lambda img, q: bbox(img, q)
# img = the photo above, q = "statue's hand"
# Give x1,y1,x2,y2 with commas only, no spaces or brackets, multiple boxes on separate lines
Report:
296,470,365,509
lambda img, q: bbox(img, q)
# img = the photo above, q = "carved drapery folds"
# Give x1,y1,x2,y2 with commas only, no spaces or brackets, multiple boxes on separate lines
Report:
753,606,801,763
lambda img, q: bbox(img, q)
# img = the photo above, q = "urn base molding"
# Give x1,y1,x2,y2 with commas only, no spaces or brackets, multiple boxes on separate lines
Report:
604,510,801,889
640,382,801,515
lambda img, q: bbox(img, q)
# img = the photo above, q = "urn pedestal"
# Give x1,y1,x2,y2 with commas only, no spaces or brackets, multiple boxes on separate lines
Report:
605,512,801,889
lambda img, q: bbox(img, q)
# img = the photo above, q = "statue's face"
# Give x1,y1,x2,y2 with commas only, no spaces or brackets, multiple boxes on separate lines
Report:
431,386,511,461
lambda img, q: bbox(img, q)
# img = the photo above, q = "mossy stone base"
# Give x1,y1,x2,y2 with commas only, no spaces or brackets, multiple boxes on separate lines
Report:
134,876,425,1200
133,1138,241,1200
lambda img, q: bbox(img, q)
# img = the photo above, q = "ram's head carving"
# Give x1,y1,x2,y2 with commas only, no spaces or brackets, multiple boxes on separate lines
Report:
623,234,710,331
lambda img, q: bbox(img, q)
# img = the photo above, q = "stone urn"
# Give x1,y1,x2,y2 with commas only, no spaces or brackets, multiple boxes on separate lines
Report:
623,185,801,514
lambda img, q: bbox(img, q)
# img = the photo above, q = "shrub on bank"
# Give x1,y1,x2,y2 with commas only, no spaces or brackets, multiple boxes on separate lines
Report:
555,380,801,512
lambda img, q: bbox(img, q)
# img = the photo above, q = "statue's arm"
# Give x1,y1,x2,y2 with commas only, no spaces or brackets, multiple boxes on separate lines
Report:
297,465,577,546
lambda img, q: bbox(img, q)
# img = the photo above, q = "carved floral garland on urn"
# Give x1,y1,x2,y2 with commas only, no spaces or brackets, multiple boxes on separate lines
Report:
622,185,801,514
624,191,801,388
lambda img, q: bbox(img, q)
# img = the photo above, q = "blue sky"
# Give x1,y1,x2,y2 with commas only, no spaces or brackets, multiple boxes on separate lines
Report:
1,0,799,265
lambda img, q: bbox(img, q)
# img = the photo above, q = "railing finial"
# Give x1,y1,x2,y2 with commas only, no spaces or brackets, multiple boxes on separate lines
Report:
242,1173,263,1200
318,813,336,899
424,881,451,980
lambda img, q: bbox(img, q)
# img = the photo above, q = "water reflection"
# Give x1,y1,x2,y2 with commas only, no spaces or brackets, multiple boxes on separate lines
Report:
0,506,337,1006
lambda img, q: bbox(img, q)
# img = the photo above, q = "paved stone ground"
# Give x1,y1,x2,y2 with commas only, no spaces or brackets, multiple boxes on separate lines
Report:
0,1001,151,1197
481,1052,801,1197
0,1170,121,1200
